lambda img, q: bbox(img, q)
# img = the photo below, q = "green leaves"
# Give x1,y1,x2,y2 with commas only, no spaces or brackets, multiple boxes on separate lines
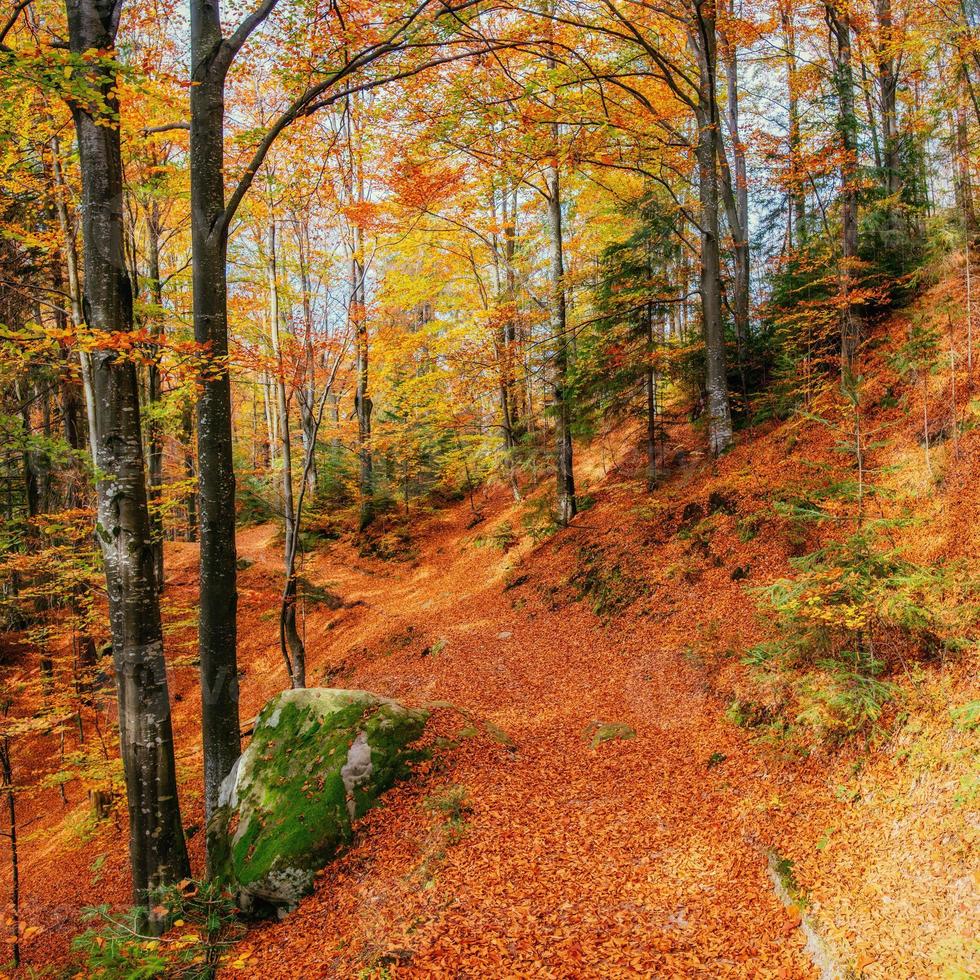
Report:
743,522,977,743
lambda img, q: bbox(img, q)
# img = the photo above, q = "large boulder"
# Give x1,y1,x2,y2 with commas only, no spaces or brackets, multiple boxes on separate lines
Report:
207,688,429,915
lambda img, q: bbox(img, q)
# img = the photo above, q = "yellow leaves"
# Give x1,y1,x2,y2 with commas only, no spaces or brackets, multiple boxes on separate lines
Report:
225,945,254,970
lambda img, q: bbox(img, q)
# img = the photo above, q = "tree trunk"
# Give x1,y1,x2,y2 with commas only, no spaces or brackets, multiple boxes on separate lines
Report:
719,14,750,408
491,181,522,500
262,369,277,468
826,0,862,379
352,238,373,531
49,133,99,468
294,218,319,497
955,74,978,238
0,733,19,969
693,0,734,454
876,0,901,226
15,378,39,519
501,182,522,436
646,298,659,490
546,162,577,525
145,198,165,593
780,1,807,247
66,0,189,909
190,0,242,832
267,222,306,689
50,262,86,462
181,400,198,541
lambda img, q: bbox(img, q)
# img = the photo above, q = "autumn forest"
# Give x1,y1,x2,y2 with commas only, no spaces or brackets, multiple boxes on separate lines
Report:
0,0,978,975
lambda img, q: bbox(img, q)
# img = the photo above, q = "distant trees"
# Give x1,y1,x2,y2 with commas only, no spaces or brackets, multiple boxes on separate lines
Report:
186,0,509,835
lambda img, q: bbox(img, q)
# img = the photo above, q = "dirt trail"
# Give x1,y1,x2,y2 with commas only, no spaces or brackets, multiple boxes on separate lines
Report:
231,499,815,979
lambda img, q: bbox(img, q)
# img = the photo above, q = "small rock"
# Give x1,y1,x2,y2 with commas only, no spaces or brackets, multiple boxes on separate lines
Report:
379,948,415,967
584,720,636,748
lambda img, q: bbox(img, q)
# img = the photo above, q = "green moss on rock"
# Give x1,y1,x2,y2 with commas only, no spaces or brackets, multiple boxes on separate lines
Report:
207,688,428,915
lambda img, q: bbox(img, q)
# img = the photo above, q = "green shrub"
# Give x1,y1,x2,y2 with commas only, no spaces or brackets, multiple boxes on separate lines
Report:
479,521,518,551
425,784,472,842
520,494,559,542
568,545,645,620
72,880,243,979
744,522,976,741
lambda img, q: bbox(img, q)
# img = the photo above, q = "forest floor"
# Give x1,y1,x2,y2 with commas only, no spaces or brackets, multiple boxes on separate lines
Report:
1,264,979,978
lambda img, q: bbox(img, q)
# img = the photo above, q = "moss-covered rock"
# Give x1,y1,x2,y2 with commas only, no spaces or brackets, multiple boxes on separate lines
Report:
207,688,428,915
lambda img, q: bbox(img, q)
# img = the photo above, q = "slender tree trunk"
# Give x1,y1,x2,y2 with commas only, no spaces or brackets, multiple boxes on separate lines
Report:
719,15,750,408
491,181,522,500
955,73,978,238
66,0,189,909
645,295,659,490
190,0,242,832
15,378,39,519
546,162,576,525
352,237,373,531
857,44,884,172
262,369,277,468
267,222,306,688
145,199,165,593
294,218,318,496
50,133,98,467
502,183,522,435
181,400,198,542
50,262,86,462
0,732,19,970
876,0,901,225
781,1,807,247
826,0,862,379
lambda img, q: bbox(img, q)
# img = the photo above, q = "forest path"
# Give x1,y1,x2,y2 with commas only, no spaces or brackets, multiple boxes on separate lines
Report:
231,500,816,979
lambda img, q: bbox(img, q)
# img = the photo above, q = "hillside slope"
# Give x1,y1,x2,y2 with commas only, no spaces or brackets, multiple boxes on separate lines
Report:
1,262,978,978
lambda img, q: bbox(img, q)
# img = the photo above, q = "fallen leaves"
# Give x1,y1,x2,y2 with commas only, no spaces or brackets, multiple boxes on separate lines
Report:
4,310,980,977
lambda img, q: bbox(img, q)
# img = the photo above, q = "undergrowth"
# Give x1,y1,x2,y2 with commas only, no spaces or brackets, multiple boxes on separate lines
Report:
72,879,243,979
568,545,646,621
742,520,976,743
